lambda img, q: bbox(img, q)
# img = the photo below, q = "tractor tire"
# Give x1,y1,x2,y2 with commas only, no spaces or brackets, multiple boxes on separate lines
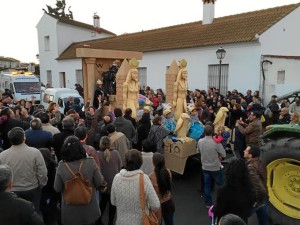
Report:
260,137,300,225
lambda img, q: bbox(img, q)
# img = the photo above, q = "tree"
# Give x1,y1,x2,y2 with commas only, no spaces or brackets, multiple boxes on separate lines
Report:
42,0,73,20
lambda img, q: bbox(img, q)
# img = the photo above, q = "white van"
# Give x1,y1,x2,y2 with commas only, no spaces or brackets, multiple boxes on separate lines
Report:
41,88,84,114
0,72,41,103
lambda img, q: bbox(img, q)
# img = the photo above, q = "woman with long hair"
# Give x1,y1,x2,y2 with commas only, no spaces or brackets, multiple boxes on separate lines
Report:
47,102,62,127
149,153,175,225
54,136,105,225
213,158,256,223
96,136,122,225
136,112,151,151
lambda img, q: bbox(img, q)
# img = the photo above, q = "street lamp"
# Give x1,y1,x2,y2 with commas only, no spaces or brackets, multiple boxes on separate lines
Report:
216,47,226,93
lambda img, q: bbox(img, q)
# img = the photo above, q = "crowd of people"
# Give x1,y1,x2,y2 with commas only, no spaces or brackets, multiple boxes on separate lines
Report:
0,84,299,225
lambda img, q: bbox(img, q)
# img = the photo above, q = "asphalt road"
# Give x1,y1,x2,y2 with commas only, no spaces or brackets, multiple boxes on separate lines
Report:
171,156,267,225
100,154,268,225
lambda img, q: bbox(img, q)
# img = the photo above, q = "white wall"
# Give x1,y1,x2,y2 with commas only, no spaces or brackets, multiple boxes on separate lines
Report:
56,59,82,88
36,13,114,88
263,57,300,104
56,22,113,55
260,7,300,56
259,6,300,104
36,14,58,86
140,42,261,96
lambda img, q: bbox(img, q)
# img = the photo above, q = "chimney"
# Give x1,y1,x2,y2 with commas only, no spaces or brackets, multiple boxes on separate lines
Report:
202,0,215,25
93,13,100,28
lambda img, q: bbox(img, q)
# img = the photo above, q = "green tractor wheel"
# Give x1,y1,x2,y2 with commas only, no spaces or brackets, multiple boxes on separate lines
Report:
260,137,300,225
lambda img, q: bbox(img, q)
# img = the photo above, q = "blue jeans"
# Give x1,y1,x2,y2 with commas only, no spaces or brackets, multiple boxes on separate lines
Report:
249,197,269,225
203,169,224,206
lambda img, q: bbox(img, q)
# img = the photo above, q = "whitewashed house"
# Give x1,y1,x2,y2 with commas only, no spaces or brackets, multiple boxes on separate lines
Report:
36,13,115,88
0,57,20,71
37,1,300,105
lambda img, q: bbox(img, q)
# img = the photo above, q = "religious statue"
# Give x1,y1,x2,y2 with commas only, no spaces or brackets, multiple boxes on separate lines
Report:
123,59,140,118
174,113,190,139
213,107,229,133
173,59,188,121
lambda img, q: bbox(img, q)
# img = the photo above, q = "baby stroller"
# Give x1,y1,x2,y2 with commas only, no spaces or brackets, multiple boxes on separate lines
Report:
208,205,217,225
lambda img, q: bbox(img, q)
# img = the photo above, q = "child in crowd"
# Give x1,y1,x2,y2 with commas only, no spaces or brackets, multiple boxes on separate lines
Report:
213,125,230,168
188,104,204,140
162,108,176,135
151,93,160,113
213,125,231,150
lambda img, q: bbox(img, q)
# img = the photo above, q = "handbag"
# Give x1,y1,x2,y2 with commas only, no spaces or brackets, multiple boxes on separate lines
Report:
63,159,93,205
139,173,159,225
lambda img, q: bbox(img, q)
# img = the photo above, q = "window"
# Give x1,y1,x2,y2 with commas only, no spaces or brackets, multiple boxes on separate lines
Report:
46,70,52,86
43,93,54,103
75,70,83,86
14,82,40,93
44,36,50,51
277,70,285,84
59,72,66,88
138,67,147,89
207,64,229,95
4,81,9,90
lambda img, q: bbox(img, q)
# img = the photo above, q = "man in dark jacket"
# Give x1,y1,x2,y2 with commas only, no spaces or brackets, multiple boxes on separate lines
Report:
25,118,53,149
0,107,30,150
244,145,268,225
0,164,44,225
278,107,291,124
112,108,136,148
52,116,75,162
93,79,104,109
236,111,262,147
267,95,280,124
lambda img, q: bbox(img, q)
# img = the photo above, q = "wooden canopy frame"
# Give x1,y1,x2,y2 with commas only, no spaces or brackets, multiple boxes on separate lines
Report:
76,48,143,105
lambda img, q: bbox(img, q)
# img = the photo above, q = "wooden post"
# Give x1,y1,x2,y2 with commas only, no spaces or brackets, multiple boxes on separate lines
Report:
165,60,180,112
116,59,130,109
84,58,96,104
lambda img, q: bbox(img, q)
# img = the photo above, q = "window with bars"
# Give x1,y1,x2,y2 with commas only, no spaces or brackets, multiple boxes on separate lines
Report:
207,64,229,95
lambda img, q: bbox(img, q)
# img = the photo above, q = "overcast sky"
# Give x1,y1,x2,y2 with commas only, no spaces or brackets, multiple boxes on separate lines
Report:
1,0,299,63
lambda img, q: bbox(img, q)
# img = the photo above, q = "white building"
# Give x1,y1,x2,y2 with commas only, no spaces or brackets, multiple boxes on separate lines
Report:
0,57,20,71
37,1,300,105
36,13,115,88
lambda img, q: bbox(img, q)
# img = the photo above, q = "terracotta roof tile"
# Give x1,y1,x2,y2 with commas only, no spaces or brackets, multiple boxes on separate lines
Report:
58,3,300,60
47,13,116,36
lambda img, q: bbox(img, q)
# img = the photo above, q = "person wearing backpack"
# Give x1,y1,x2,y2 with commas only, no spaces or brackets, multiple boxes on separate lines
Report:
148,115,170,153
54,136,105,225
